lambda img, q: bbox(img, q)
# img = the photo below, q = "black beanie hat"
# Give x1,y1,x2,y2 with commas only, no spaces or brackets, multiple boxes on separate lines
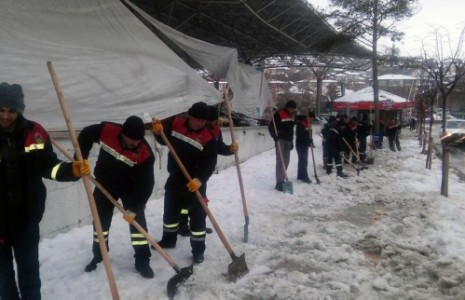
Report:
285,100,297,109
188,102,209,120
0,82,25,114
121,115,145,140
207,105,219,121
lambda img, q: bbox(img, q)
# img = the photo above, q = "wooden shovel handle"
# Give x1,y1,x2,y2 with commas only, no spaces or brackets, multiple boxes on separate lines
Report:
222,86,249,226
46,61,119,300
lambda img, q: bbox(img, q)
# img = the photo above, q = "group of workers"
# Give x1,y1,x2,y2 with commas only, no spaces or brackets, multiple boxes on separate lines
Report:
268,99,402,189
0,81,238,300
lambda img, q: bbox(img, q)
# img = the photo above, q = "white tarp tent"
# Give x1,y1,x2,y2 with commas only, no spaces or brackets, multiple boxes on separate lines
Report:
0,0,222,130
124,0,273,117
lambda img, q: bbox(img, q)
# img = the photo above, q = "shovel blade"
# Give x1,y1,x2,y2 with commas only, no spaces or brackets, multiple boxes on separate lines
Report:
167,265,194,299
227,253,249,282
282,181,293,195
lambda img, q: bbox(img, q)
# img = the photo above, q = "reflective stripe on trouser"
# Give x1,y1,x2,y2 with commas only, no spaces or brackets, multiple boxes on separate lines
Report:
163,182,207,254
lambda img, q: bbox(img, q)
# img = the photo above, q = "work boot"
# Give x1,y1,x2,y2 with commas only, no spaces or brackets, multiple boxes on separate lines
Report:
135,260,154,279
84,257,101,272
300,178,312,184
275,182,283,191
152,238,176,250
326,166,332,175
337,171,349,178
192,253,204,264
336,167,348,178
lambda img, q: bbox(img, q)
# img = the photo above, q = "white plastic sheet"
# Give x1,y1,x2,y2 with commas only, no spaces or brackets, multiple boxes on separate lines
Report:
0,0,221,130
124,0,273,116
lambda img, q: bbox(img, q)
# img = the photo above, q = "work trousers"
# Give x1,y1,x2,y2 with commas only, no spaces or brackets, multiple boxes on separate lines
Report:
90,188,151,263
275,139,293,184
296,145,309,180
162,182,207,256
0,223,41,300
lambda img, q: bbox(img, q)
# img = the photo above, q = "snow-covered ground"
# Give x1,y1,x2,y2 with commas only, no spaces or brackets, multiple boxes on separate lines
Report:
38,129,465,299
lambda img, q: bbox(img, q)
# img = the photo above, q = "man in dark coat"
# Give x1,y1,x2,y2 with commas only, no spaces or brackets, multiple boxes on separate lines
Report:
357,113,372,163
295,111,314,183
78,115,155,278
268,100,297,191
177,105,237,236
0,82,90,300
323,116,348,178
152,102,217,264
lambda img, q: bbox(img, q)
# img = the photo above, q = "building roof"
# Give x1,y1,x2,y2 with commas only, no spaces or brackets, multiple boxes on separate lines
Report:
378,74,416,80
127,0,370,64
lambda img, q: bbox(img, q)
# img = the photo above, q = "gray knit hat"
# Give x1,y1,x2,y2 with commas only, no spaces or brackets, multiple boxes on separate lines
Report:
0,82,25,114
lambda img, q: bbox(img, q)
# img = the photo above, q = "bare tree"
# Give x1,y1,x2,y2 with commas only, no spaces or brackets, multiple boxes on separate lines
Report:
323,0,418,133
421,26,465,196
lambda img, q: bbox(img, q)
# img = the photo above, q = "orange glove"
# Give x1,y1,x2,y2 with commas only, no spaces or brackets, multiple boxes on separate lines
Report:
230,142,239,153
186,178,202,192
72,160,91,177
151,119,163,135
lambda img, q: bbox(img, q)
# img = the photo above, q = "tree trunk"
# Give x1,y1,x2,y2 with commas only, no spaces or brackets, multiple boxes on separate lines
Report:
440,143,449,197
316,76,323,116
372,0,380,135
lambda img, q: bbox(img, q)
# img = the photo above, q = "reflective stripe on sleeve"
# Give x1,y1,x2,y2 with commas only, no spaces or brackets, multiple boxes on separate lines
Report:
51,162,63,180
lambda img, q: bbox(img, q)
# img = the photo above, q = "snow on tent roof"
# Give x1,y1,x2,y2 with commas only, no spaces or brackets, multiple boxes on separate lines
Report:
334,87,408,103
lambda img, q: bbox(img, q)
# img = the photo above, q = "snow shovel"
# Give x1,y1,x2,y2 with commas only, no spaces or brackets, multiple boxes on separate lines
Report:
47,61,120,300
223,86,250,243
341,154,360,176
308,117,320,184
50,138,193,299
158,130,249,282
342,137,368,171
271,115,293,194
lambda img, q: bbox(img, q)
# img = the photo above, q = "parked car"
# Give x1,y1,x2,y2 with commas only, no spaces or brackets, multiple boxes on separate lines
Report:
219,111,269,127
437,119,465,138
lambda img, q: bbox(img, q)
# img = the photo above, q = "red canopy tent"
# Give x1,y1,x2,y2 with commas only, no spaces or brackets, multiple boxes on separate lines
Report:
332,87,415,111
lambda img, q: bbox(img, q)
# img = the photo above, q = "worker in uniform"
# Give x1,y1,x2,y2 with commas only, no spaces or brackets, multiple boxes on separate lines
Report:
0,82,90,300
324,115,348,178
268,100,297,191
78,115,155,278
152,101,217,264
177,105,238,236
295,111,315,183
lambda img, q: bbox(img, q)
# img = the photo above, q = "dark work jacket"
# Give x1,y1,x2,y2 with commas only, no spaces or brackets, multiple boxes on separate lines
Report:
357,119,371,139
268,109,295,142
342,122,357,152
295,116,311,147
156,117,217,187
325,121,343,153
78,122,155,209
0,115,78,234
207,124,234,156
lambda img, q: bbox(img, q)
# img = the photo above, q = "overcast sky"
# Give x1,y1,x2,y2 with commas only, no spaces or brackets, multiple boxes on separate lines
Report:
308,0,465,56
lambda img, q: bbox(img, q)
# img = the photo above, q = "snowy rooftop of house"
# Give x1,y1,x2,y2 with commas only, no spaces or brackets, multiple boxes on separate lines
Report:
378,74,416,80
